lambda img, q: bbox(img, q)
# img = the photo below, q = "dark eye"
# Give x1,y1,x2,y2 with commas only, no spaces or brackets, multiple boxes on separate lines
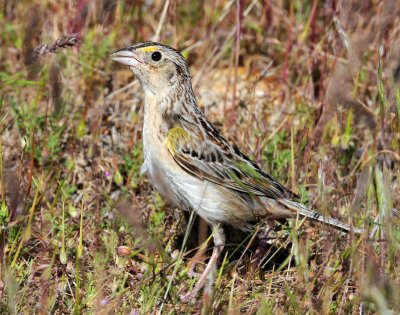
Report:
151,51,162,62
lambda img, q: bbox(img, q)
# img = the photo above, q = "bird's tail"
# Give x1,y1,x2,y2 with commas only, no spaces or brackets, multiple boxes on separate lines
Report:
279,199,363,234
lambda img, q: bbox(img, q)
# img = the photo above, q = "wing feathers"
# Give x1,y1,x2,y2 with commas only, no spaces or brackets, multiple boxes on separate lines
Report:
166,127,295,199
164,123,362,233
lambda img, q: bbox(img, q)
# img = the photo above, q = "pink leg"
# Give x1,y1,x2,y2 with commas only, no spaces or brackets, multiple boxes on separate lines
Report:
187,261,202,277
181,225,225,302
187,240,209,277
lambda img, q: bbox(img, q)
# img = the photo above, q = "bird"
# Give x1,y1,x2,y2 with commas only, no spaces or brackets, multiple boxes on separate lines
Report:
110,42,362,302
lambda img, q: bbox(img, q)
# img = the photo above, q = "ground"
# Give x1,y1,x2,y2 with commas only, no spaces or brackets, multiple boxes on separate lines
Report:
0,1,399,314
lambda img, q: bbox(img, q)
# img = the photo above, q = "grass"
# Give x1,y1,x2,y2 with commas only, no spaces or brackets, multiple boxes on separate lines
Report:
0,0,399,314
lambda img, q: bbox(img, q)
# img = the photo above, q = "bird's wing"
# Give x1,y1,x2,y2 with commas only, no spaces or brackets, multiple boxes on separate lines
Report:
165,124,363,234
165,125,296,200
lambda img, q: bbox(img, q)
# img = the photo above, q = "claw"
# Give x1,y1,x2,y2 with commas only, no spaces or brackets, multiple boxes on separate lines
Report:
187,265,202,278
180,225,225,303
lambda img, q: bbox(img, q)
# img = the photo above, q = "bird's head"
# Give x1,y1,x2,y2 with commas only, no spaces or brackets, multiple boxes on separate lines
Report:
111,42,192,97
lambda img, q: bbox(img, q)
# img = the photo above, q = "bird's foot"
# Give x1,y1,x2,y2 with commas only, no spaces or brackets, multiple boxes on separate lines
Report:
187,261,204,278
181,225,225,303
180,265,206,302
187,269,201,278
180,289,198,303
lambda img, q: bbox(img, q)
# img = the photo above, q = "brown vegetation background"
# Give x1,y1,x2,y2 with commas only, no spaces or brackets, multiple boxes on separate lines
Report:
0,0,399,314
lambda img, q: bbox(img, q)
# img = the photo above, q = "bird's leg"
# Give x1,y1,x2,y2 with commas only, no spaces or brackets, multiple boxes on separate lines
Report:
187,219,210,277
181,224,225,302
187,240,208,277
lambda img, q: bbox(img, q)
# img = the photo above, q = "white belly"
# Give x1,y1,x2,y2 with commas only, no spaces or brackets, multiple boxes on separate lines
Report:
143,144,227,224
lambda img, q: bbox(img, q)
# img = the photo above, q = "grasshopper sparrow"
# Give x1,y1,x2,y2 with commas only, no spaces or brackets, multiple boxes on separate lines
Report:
111,42,361,301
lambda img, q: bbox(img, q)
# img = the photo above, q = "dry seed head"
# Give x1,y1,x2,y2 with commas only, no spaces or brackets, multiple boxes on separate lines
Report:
30,34,81,64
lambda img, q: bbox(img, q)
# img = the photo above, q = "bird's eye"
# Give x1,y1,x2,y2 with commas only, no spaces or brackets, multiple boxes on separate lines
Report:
151,51,162,62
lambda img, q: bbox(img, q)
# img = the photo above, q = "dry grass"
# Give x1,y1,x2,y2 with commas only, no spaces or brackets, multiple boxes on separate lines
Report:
0,0,399,314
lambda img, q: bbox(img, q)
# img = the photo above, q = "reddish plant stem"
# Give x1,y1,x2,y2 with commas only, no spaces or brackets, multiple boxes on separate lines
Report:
229,0,244,129
26,127,35,196
281,1,294,97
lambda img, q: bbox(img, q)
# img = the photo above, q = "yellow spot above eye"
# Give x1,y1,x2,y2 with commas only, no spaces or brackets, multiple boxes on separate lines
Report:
137,46,158,53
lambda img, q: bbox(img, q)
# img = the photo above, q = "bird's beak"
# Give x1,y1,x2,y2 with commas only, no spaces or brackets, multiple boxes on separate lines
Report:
110,48,143,67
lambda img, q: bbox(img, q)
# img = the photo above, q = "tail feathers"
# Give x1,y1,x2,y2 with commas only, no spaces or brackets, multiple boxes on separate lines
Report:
280,200,363,234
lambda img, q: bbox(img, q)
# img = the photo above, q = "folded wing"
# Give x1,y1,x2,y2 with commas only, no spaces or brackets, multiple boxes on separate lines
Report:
165,125,296,200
